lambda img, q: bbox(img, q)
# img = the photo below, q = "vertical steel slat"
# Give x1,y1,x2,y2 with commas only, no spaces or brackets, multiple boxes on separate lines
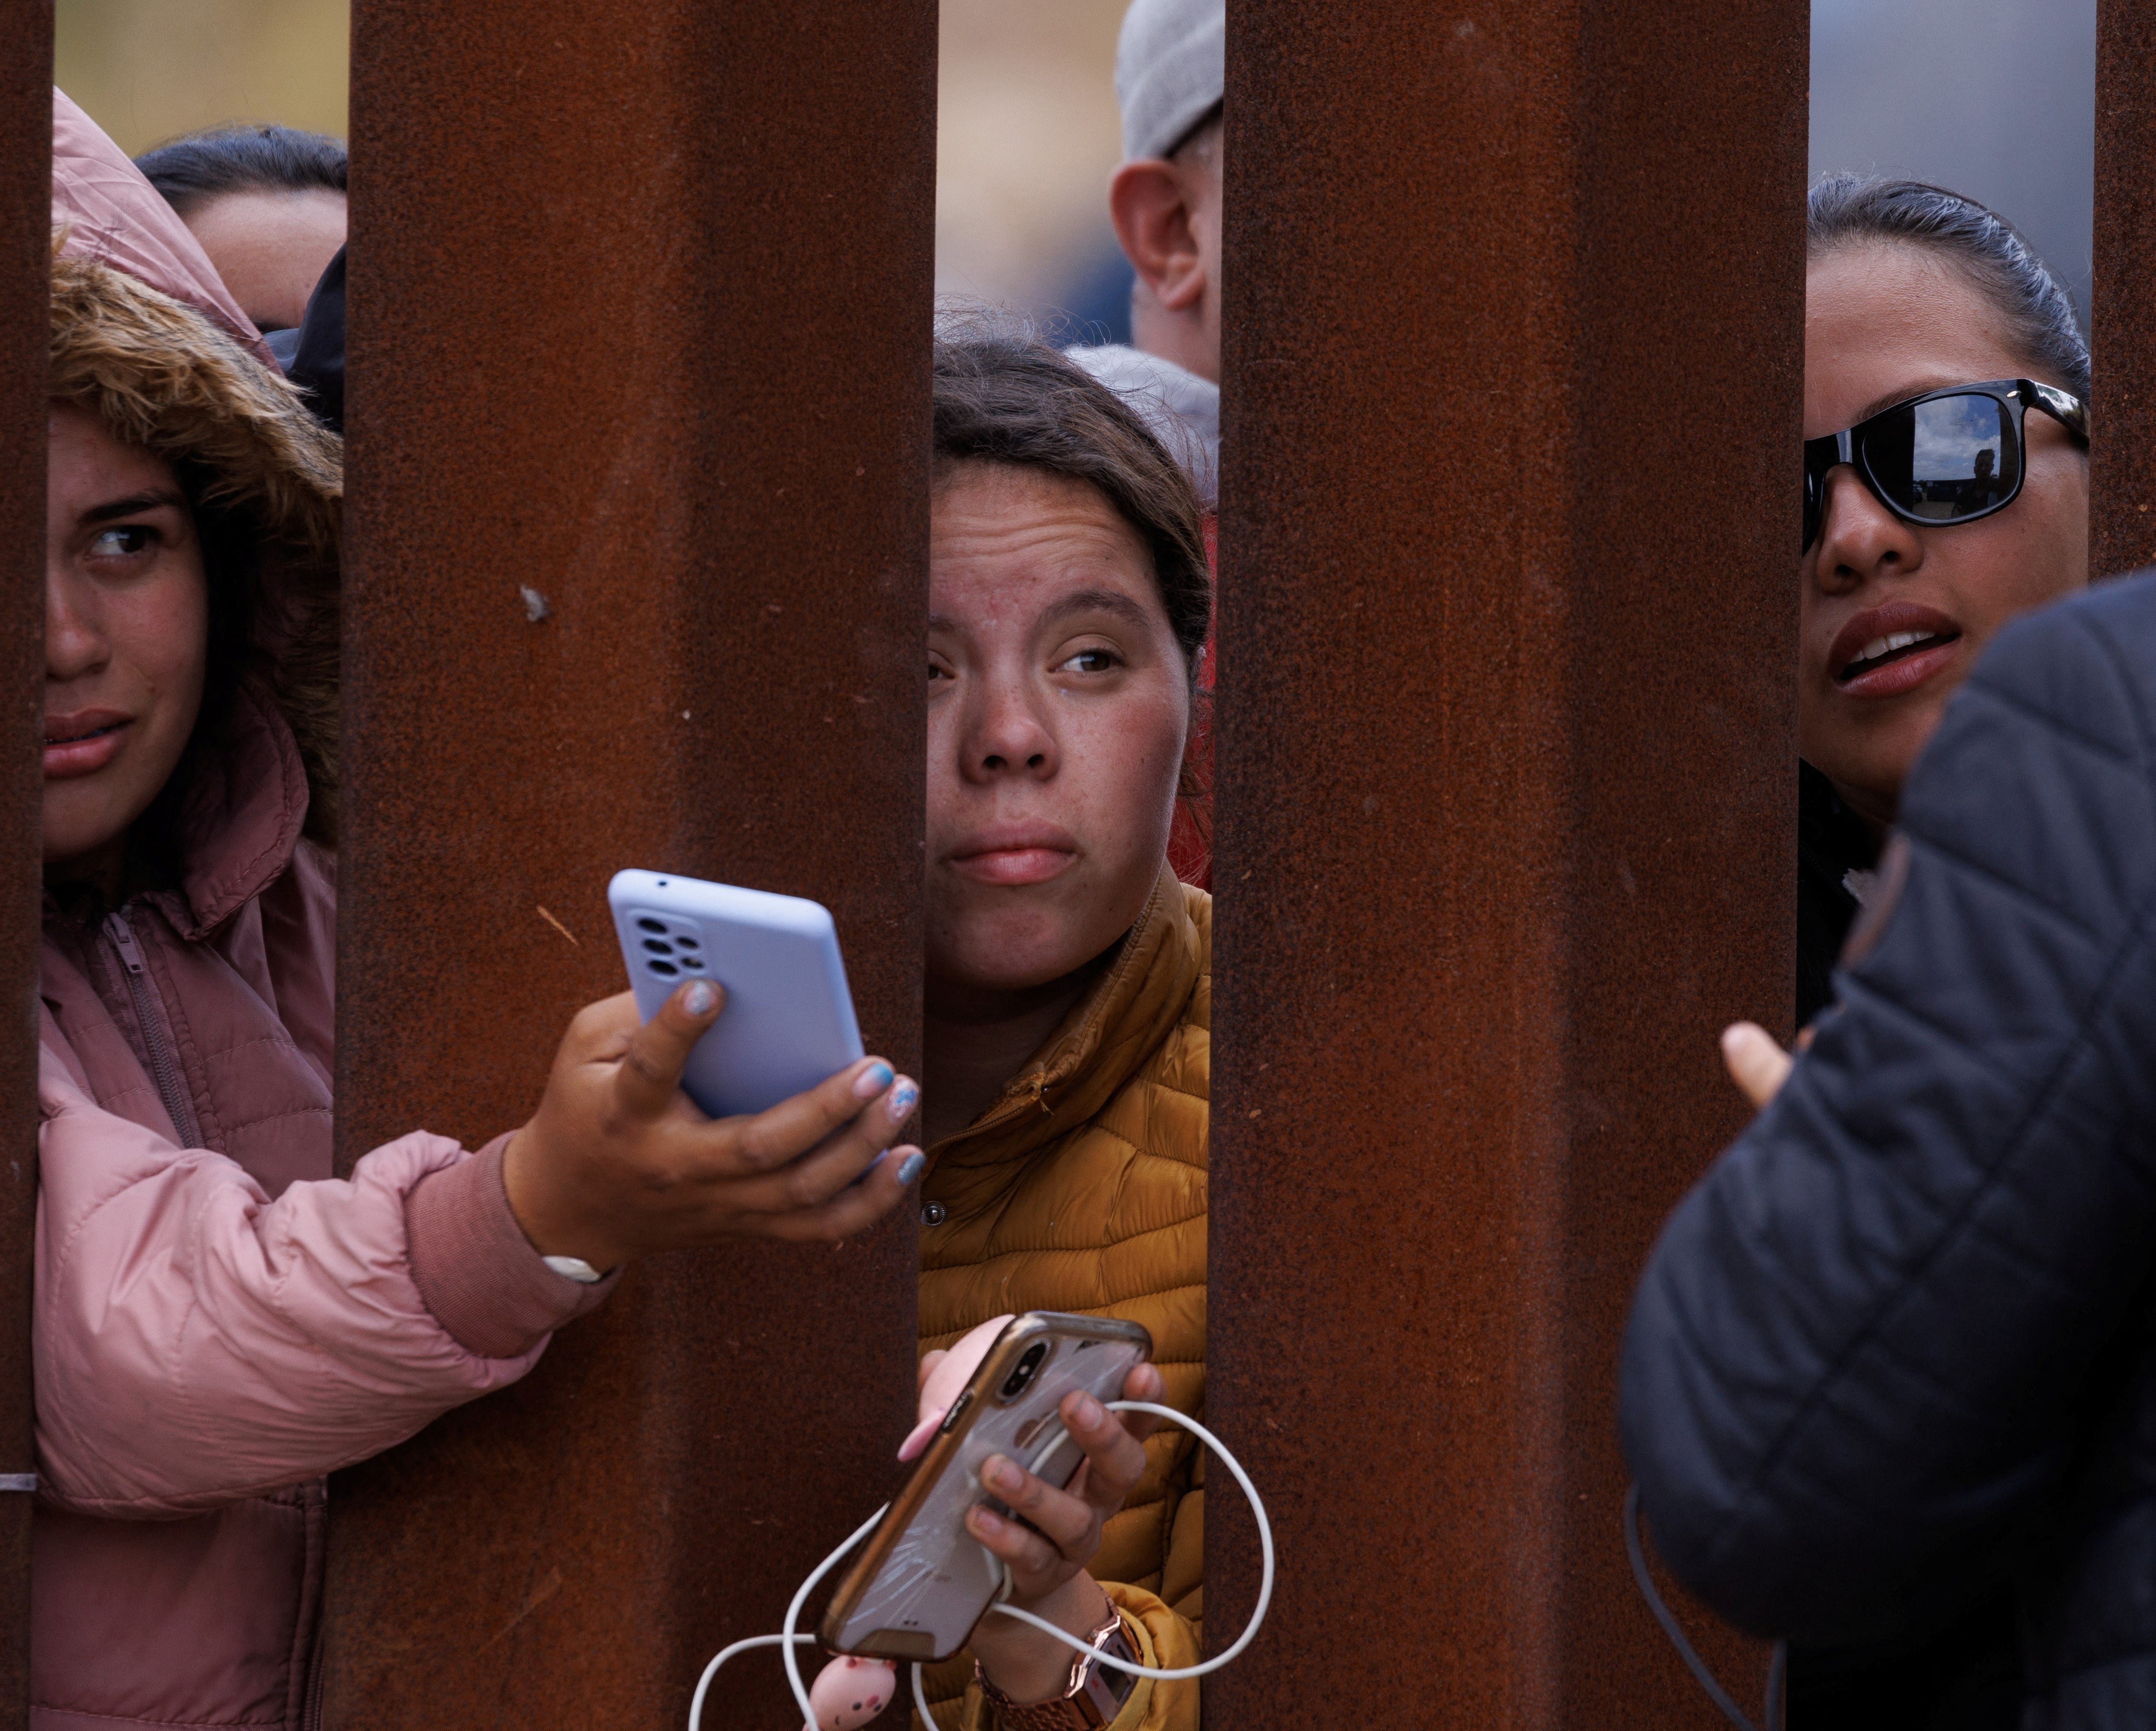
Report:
2093,0,2156,576
319,1,934,1723
1207,4,1803,1724
0,15,51,1731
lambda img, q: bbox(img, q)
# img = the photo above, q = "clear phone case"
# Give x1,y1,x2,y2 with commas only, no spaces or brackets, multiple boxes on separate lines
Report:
822,1312,1153,1661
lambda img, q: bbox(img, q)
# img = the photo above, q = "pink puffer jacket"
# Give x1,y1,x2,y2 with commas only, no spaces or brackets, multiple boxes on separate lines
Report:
36,99,614,1731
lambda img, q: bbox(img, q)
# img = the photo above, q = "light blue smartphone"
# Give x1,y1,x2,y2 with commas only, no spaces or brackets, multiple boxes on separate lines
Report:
607,870,864,1120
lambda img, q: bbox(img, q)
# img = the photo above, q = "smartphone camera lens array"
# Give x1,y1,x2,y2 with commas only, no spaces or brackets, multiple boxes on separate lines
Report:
631,914,706,982
998,1341,1050,1403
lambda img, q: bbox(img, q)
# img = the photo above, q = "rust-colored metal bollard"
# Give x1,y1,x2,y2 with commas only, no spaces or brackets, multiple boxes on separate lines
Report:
318,2,936,1725
0,15,52,1731
2094,0,2156,576
1207,5,1804,1725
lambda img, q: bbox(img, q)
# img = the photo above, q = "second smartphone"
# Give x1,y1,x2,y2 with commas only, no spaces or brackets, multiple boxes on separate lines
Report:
821,1312,1153,1662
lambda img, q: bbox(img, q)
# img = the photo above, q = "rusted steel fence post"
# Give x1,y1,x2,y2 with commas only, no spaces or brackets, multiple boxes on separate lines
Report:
2094,0,2156,576
0,15,51,1731
319,3,935,1724
1208,5,1804,1725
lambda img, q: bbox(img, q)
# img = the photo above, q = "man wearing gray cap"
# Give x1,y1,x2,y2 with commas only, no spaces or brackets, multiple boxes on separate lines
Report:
1066,0,1224,510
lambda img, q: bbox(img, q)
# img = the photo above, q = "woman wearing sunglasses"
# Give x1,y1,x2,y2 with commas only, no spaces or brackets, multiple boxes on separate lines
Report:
1797,175,2089,1031
1780,178,2089,1728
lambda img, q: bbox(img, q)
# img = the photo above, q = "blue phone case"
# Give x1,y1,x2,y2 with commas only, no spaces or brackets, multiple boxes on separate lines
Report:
607,870,865,1119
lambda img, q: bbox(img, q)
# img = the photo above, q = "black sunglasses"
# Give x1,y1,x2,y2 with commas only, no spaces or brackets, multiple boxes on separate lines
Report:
1802,377,2089,552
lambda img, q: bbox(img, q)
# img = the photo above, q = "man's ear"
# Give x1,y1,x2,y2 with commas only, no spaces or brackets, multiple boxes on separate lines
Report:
1109,158,1207,314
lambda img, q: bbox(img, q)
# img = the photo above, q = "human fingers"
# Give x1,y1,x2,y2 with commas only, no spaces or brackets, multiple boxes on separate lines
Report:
1721,1021,1793,1110
690,1069,918,1216
612,980,726,1120
1119,1362,1166,1421
719,1057,909,1176
740,1144,925,1243
966,1476,1081,1591
708,1074,918,1209
975,1452,1099,1561
1055,1389,1153,1516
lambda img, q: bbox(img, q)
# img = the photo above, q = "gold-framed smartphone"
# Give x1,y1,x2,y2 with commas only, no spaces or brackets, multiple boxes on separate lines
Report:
820,1311,1153,1662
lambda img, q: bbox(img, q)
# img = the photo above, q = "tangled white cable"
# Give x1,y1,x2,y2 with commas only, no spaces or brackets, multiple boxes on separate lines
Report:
687,1401,1274,1730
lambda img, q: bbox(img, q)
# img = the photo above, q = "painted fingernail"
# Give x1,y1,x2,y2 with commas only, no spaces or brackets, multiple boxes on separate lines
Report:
887,1078,919,1122
895,1150,925,1187
986,1458,1023,1493
681,979,717,1016
1072,1395,1103,1429
853,1061,895,1099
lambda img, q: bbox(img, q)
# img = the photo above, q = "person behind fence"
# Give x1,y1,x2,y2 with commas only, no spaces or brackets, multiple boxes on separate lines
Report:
35,103,925,1731
1792,176,2089,1035
134,122,347,343
1740,172,2092,1729
1620,563,2156,1731
911,320,1209,1730
1065,0,1222,510
1066,0,1222,892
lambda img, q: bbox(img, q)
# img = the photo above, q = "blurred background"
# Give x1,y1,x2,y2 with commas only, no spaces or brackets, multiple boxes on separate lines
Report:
54,0,2099,336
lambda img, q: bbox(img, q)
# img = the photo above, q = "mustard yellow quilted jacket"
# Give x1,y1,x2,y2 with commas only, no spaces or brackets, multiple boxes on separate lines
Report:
918,865,1208,1731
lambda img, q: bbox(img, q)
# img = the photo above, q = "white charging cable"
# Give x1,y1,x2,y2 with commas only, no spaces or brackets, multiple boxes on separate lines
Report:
688,1400,1273,1730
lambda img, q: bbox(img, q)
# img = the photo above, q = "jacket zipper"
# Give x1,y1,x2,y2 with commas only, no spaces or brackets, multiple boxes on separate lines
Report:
103,908,205,1148
301,1633,325,1731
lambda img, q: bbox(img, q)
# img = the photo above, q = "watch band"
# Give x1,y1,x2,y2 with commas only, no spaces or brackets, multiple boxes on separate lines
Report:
976,1608,1139,1730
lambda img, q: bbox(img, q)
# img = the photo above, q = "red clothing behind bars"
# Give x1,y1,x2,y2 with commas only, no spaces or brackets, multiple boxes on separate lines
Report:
1164,516,1216,889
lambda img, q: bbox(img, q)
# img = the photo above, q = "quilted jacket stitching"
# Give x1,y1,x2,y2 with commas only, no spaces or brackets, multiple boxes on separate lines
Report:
1695,773,2156,1585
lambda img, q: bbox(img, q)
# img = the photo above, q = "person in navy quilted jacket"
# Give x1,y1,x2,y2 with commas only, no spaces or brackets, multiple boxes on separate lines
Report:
1621,571,2156,1731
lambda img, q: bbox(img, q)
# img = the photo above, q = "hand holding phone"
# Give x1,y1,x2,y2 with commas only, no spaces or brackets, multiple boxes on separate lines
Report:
822,1312,1167,1691
955,1357,1167,1704
500,982,923,1272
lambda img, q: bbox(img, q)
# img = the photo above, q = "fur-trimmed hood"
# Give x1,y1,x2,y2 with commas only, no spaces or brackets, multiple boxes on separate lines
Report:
49,247,342,858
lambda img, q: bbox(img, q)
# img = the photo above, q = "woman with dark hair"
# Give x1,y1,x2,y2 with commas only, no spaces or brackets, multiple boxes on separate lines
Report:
135,124,348,337
37,115,925,1731
911,321,1210,1731
1795,175,2090,1030
1709,176,2092,1728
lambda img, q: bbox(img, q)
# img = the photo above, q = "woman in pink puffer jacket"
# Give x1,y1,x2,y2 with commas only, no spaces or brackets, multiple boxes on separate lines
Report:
36,97,928,1731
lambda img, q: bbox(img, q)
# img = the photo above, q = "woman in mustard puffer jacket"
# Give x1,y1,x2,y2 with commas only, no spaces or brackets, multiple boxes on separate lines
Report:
913,324,1211,1731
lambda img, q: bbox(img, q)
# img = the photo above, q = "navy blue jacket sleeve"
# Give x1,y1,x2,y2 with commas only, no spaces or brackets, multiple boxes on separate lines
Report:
1619,574,2156,1645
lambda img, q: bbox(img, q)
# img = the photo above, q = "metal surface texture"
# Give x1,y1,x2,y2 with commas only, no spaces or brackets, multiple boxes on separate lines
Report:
0,13,50,1730
2094,0,2156,577
319,1,935,1724
1208,4,1804,1725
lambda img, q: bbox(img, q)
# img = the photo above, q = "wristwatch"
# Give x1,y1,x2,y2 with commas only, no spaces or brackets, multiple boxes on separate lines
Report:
976,1607,1139,1730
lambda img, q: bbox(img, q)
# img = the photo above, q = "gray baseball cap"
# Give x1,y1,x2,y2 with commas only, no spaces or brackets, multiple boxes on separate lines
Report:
1115,0,1225,161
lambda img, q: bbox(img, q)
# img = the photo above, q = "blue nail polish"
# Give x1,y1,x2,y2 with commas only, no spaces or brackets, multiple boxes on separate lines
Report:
868,1062,894,1089
896,1151,925,1187
853,1061,895,1100
682,980,717,1016
888,1079,919,1122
